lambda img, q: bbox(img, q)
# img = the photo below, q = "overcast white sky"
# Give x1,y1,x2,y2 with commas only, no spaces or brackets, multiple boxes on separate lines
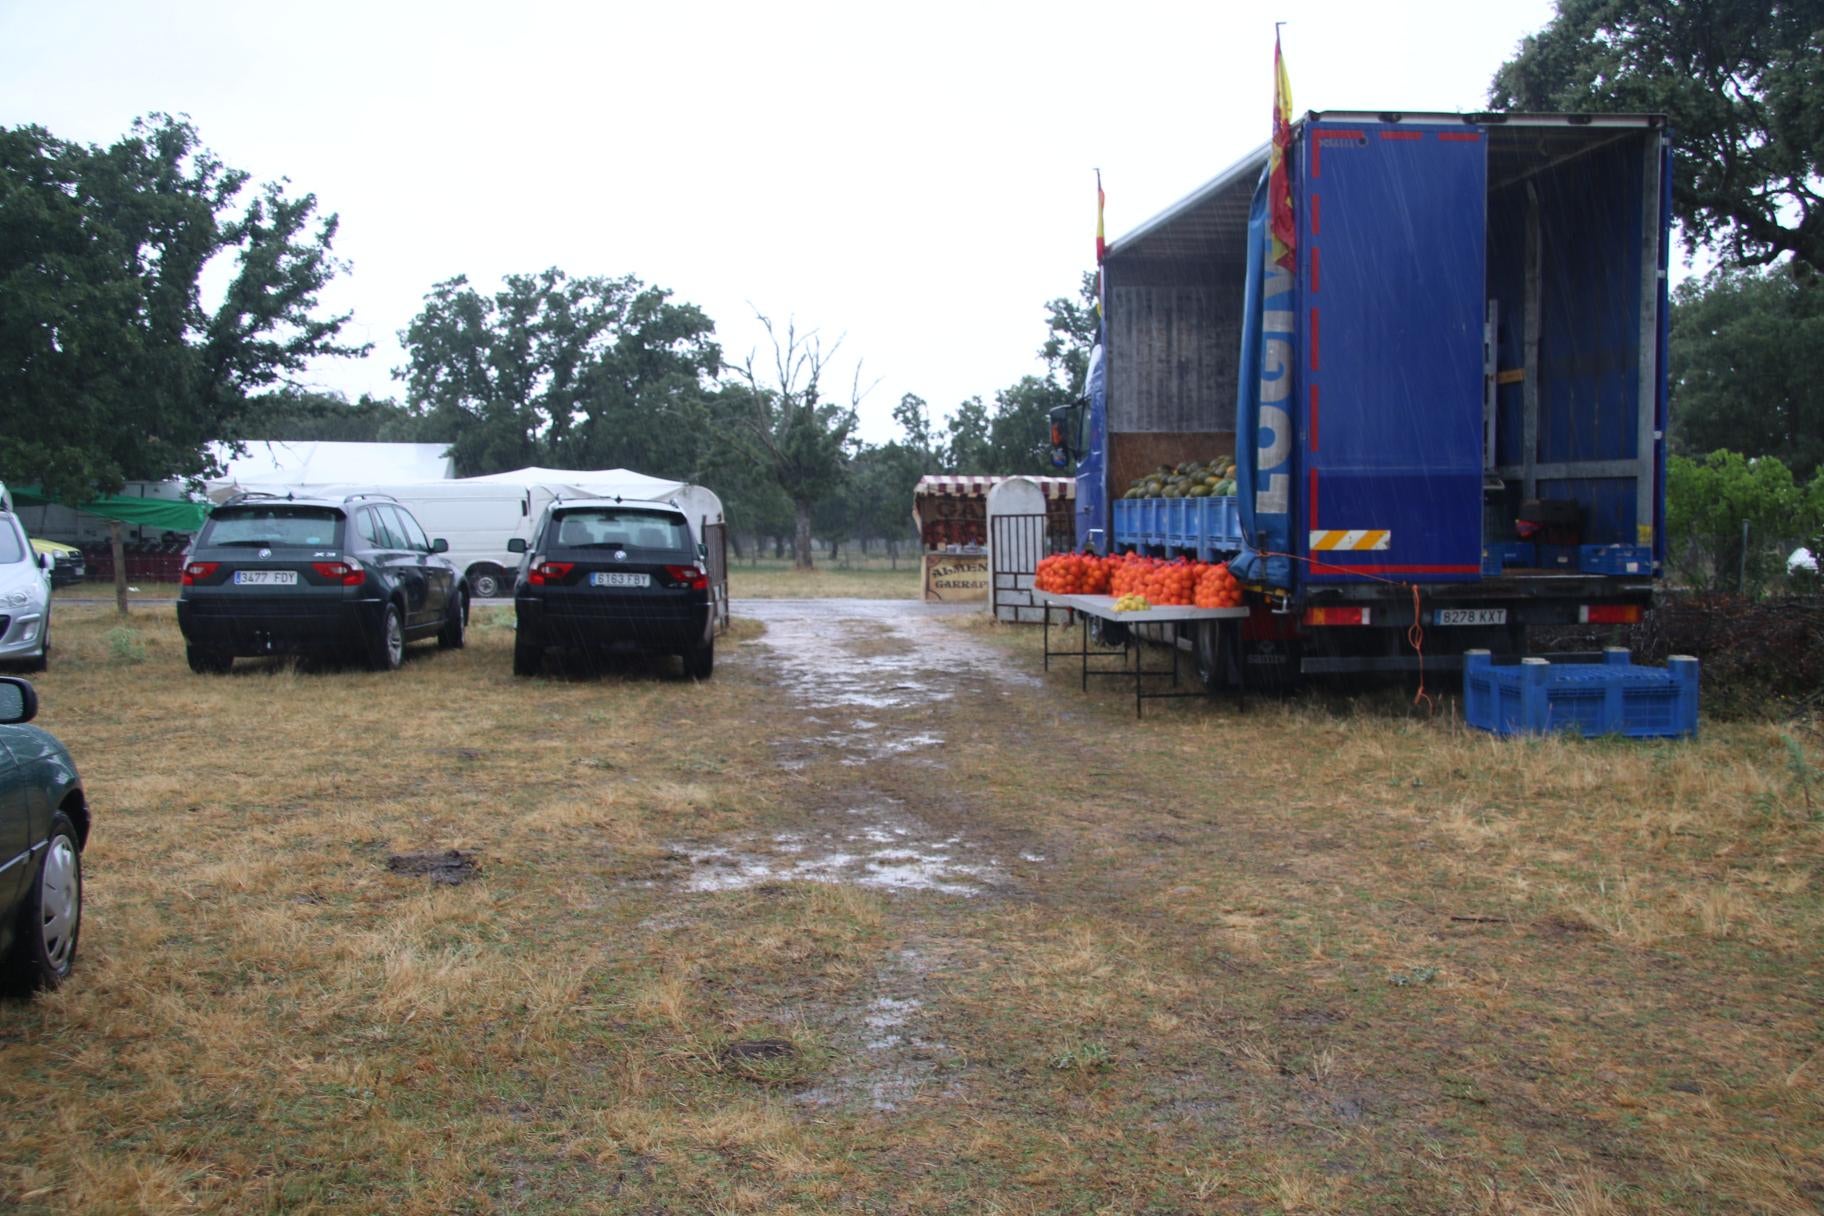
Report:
2,0,1556,445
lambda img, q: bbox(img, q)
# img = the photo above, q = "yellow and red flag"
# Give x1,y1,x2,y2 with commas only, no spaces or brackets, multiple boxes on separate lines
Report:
1094,169,1106,317
1268,31,1296,271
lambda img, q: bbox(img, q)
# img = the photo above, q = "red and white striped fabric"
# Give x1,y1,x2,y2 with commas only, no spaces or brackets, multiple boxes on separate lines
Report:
912,475,1076,500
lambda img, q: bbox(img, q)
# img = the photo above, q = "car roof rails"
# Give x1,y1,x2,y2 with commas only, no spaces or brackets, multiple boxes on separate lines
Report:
341,492,400,504
219,490,295,507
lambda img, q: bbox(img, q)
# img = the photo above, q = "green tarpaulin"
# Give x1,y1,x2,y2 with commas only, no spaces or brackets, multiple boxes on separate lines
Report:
10,487,209,532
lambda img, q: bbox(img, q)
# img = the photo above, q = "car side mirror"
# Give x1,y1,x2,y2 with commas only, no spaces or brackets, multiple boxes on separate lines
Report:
36,552,50,570
697,542,708,560
0,676,38,724
506,538,528,554
430,538,449,554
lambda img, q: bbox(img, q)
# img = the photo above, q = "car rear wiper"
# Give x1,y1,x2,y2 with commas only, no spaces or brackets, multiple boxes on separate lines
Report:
215,539,285,547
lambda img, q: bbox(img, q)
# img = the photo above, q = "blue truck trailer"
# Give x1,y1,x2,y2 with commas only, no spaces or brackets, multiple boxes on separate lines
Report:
1058,111,1671,684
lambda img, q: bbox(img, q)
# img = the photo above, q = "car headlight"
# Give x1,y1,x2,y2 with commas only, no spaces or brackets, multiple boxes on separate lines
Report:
4,590,28,607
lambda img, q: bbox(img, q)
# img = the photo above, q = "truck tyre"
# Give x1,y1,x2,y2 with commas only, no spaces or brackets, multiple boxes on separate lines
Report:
469,565,505,599
1194,620,1230,691
1089,617,1129,649
1244,637,1303,696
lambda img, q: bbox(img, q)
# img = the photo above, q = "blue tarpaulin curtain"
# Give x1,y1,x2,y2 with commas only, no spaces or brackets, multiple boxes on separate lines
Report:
1231,170,1294,590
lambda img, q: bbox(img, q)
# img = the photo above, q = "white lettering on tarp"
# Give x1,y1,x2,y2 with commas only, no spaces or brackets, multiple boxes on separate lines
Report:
1257,265,1296,518
1257,405,1291,514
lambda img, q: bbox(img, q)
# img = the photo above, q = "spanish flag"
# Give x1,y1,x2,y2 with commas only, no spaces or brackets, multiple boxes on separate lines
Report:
1268,31,1295,271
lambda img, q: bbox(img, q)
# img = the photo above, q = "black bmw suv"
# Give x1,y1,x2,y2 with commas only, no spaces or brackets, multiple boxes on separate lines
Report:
177,493,468,674
509,499,714,679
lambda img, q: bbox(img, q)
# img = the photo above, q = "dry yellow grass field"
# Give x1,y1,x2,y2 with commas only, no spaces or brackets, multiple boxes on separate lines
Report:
727,558,920,600
0,597,1818,1214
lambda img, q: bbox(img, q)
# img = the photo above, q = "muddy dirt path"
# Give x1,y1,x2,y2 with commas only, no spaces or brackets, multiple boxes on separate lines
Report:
684,598,1049,1112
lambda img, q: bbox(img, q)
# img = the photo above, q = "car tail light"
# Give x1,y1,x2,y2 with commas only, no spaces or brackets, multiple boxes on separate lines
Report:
182,561,220,585
663,564,709,591
1579,603,1642,624
311,560,366,586
528,561,574,586
1303,606,1370,626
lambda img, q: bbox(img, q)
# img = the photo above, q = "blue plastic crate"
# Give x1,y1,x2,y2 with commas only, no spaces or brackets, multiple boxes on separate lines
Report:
1537,544,1579,570
1114,496,1243,557
1579,544,1652,575
1463,649,1698,739
1481,541,1536,575
1113,499,1139,550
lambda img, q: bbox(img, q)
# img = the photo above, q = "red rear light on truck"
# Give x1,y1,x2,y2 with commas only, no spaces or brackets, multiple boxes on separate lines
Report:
1303,606,1370,626
311,560,365,586
181,561,219,585
1579,604,1642,624
663,564,709,591
528,561,574,586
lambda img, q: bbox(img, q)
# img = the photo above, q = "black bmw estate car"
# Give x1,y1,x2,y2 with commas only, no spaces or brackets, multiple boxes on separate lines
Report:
509,499,714,679
177,493,468,674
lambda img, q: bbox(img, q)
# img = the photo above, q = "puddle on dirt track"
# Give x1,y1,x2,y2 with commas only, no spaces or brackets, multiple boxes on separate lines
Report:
656,599,1036,1112
739,598,1036,770
795,945,960,1113
670,801,1002,896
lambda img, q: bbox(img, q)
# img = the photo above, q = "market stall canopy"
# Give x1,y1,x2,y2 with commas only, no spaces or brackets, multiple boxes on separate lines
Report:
914,475,1076,501
205,440,455,498
8,486,209,533
912,475,1074,540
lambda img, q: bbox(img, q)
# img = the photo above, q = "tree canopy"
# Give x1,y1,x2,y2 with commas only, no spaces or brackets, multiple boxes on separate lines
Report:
0,115,366,500
1670,263,1824,479
724,316,860,569
1490,0,1824,274
396,269,720,478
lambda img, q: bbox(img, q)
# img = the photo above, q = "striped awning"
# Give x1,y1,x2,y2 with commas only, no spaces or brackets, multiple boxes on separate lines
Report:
913,475,1076,500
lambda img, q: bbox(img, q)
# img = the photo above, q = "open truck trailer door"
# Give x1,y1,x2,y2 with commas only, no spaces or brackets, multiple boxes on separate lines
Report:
1070,112,1671,685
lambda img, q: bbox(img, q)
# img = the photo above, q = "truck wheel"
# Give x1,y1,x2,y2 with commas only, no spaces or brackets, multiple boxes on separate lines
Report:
1244,638,1303,696
1090,617,1129,649
1194,621,1229,691
469,566,504,599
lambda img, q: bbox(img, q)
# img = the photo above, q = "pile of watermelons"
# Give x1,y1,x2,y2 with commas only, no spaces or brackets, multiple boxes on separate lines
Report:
1123,456,1238,499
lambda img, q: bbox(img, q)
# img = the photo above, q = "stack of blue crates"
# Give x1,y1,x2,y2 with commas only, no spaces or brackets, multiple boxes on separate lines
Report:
1463,649,1698,738
1113,496,1242,558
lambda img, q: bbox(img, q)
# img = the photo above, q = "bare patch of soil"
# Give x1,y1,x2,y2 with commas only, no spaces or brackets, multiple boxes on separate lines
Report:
386,848,479,884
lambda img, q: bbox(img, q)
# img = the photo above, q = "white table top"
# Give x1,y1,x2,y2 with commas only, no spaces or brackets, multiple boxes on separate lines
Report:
1034,591,1249,623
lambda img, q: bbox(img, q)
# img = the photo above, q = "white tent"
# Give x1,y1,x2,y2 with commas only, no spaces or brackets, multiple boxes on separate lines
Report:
205,440,455,497
460,467,724,532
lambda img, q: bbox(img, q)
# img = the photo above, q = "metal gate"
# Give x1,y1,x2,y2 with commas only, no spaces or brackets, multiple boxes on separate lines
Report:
703,520,730,631
990,512,1062,623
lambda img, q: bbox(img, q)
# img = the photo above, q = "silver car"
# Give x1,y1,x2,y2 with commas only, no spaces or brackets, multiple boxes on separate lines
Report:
0,514,51,671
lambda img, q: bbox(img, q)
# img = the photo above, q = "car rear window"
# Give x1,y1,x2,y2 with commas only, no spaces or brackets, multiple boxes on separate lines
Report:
549,509,691,553
202,506,342,548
